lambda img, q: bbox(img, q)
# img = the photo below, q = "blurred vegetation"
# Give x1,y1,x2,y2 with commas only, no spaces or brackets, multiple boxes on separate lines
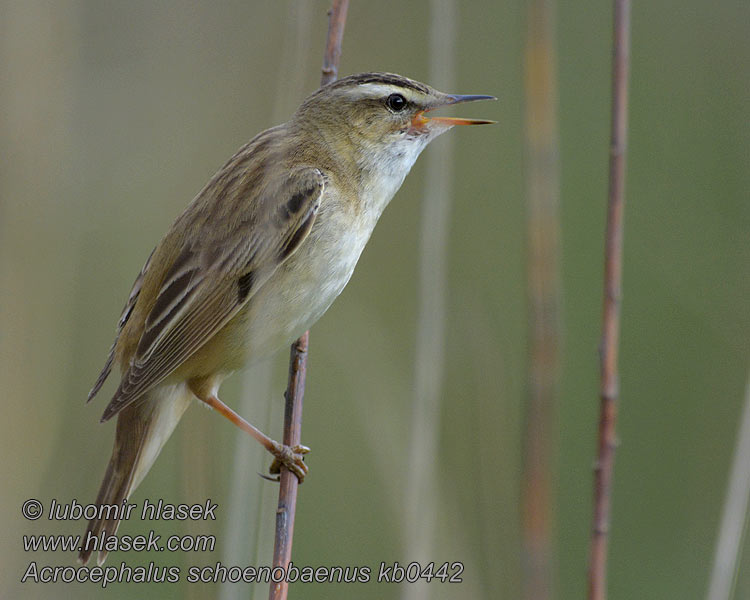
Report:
1,1,748,599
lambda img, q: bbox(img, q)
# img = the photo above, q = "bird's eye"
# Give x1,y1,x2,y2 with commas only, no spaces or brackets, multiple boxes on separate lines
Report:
386,93,407,112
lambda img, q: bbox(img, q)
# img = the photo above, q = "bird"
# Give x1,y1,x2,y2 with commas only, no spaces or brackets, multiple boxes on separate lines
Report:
78,72,493,565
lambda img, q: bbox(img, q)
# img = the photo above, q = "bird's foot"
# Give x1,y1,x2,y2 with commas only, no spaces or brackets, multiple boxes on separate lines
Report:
267,442,310,483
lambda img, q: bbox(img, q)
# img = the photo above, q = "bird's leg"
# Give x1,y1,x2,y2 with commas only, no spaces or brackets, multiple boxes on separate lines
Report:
197,393,309,482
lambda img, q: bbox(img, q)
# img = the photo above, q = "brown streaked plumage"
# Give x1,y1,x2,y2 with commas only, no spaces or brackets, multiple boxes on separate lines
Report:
79,72,494,565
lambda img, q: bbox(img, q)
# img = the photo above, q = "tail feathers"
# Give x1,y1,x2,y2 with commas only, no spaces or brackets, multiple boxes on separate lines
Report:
78,410,147,565
79,385,191,565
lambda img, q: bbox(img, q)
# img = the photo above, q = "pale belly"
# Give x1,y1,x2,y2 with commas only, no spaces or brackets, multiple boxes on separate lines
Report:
227,204,374,366
186,158,418,379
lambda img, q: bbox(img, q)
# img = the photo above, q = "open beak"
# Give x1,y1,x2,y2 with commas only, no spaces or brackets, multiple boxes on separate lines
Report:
412,94,496,128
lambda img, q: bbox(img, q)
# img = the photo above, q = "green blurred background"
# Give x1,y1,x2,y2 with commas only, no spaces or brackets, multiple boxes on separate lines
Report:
1,1,748,598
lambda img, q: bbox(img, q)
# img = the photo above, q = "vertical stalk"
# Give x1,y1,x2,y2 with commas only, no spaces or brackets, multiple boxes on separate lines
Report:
402,2,455,599
269,334,309,600
589,1,631,598
706,371,750,600
320,0,349,86
521,0,562,597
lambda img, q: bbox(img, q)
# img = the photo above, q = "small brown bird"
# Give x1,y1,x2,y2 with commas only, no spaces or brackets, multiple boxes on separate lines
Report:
79,72,493,565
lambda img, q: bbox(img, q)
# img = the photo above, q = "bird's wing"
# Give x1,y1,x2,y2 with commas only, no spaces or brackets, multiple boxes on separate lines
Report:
99,166,324,422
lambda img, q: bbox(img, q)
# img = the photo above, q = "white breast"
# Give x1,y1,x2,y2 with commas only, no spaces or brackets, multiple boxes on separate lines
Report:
238,132,433,364
239,191,379,361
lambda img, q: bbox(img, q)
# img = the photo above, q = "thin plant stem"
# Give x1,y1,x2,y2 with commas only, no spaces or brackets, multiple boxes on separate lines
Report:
321,0,349,86
269,333,309,600
268,3,348,600
588,1,631,599
521,0,562,597
402,2,455,600
706,371,750,600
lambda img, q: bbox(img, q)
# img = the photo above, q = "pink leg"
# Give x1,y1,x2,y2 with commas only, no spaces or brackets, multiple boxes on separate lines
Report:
198,393,309,482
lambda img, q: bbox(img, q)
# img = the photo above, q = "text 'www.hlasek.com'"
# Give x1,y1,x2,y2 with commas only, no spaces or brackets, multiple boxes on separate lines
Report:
21,498,464,587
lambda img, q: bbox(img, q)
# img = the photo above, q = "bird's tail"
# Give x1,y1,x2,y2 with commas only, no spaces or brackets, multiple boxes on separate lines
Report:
78,384,191,565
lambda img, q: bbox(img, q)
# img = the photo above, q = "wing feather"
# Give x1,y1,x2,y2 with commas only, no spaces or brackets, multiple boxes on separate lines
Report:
98,165,324,421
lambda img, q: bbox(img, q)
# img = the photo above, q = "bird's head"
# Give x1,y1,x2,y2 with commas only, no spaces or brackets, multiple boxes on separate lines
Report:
293,72,494,177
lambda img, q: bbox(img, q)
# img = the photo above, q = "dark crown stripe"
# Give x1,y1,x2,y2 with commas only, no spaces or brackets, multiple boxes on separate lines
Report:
326,72,430,95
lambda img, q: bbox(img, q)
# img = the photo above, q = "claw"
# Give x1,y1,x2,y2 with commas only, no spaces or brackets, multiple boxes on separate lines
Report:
268,443,310,483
